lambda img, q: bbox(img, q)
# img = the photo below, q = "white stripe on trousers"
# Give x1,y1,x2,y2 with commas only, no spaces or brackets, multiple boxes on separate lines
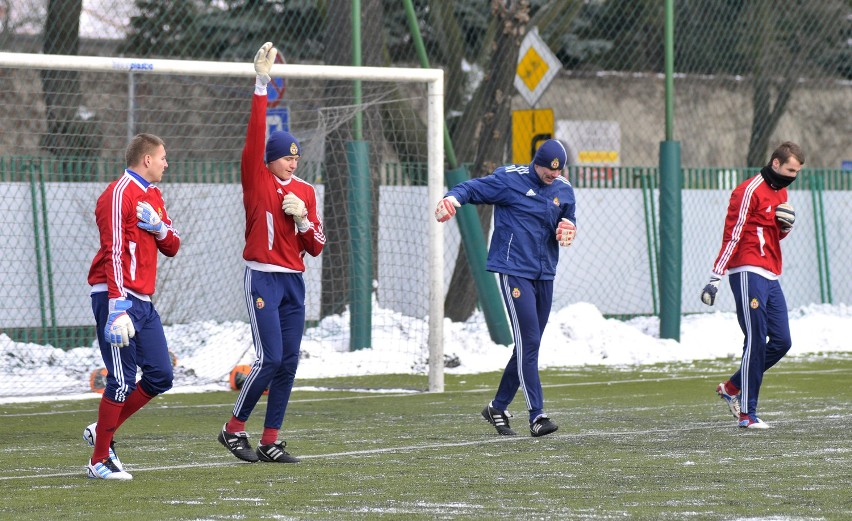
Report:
500,273,532,410
232,267,266,417
738,274,752,416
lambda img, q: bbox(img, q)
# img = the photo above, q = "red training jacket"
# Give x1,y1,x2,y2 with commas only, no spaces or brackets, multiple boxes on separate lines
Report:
88,171,180,298
241,92,325,271
711,174,790,278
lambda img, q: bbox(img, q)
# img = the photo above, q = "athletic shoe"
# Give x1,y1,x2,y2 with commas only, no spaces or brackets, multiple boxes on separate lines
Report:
481,402,516,436
715,382,741,418
738,414,769,429
529,414,559,437
86,457,132,480
256,441,300,463
83,421,125,471
218,424,259,462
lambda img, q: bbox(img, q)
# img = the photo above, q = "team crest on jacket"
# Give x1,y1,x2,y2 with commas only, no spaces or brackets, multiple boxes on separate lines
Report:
553,197,559,206
256,297,265,310
512,287,521,298
750,298,759,309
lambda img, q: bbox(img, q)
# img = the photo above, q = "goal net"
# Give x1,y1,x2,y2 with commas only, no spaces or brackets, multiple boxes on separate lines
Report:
0,52,445,398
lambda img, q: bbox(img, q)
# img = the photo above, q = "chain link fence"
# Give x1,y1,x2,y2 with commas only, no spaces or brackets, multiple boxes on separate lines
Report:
1,0,849,354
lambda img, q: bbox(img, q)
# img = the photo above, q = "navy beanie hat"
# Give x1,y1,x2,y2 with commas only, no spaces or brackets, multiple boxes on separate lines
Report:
533,139,567,170
265,131,301,163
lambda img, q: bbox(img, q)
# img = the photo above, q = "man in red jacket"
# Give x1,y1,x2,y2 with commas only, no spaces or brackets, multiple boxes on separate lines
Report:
84,133,181,479
701,141,803,429
218,41,325,464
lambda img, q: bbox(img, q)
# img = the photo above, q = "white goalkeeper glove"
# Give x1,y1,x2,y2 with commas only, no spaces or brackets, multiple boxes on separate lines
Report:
700,275,722,306
556,218,576,247
282,193,310,233
105,298,135,348
776,202,795,233
435,196,460,223
136,201,167,239
254,41,277,87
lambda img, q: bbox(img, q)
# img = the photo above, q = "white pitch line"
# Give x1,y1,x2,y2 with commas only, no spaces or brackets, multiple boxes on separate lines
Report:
4,411,851,482
2,419,796,481
1,367,849,417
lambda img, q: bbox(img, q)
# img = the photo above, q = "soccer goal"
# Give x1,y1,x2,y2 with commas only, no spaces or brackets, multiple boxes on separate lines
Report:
0,51,446,397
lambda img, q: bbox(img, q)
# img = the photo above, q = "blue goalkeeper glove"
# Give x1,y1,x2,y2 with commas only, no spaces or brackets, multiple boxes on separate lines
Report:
700,276,721,306
136,201,166,239
105,298,135,348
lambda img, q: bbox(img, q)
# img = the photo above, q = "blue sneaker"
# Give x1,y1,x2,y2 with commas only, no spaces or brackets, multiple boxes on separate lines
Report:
738,414,769,429
716,382,741,419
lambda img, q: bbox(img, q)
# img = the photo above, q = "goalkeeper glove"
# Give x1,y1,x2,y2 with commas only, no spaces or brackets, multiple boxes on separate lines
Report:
556,218,576,247
282,193,310,233
700,275,722,306
105,298,135,348
435,196,460,223
136,201,166,239
776,202,795,233
254,41,277,87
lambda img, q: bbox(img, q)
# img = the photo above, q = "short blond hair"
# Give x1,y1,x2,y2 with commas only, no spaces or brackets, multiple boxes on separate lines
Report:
125,133,165,167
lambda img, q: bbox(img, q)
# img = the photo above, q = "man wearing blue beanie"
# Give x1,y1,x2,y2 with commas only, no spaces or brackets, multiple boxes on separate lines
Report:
533,138,568,171
265,130,300,164
219,42,325,465
435,138,577,438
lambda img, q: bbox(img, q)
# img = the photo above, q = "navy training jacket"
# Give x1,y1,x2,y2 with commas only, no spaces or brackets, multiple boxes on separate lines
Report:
446,163,576,280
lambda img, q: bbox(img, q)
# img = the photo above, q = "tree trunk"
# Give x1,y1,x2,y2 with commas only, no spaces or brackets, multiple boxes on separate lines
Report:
40,0,102,174
444,0,529,321
745,0,803,167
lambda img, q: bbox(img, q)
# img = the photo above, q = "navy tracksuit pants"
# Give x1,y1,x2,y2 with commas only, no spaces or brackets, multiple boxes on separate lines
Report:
91,291,173,402
728,271,792,417
492,273,553,422
231,267,305,430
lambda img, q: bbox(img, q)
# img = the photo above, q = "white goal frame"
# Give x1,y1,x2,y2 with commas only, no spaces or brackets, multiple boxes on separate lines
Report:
0,51,446,392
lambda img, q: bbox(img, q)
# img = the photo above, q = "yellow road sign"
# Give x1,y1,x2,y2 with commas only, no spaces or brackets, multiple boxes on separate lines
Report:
512,109,554,164
514,27,561,107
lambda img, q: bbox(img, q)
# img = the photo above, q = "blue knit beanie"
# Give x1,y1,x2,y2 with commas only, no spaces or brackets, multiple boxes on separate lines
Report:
533,139,567,170
265,131,301,163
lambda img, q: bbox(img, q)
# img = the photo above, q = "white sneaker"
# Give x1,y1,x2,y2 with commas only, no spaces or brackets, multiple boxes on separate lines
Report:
86,458,133,480
738,415,770,429
715,382,741,419
83,422,125,471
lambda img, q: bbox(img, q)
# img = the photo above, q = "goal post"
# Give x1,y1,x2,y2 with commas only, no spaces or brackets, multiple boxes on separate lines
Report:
0,51,445,395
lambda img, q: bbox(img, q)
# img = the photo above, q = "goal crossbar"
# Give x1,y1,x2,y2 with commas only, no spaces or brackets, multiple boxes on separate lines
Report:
0,51,446,392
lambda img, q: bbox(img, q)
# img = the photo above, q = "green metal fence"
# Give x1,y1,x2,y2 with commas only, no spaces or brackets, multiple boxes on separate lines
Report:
3,156,848,349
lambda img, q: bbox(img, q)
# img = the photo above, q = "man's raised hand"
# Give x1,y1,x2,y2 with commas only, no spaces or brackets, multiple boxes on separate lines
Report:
435,196,460,223
556,218,576,247
254,41,278,86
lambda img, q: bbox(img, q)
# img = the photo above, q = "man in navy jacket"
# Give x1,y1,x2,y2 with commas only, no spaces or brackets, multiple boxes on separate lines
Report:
435,139,576,437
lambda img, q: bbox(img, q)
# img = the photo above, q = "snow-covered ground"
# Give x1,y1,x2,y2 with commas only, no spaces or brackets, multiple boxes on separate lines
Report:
1,302,849,403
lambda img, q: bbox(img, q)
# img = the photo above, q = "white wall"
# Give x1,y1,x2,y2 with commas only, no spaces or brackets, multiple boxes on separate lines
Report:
2,183,849,329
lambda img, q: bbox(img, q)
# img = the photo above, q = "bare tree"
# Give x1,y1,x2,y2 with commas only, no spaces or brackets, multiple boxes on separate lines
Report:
40,0,102,173
442,0,530,321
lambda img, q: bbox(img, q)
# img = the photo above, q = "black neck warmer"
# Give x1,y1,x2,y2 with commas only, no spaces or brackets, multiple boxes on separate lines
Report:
760,165,795,190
